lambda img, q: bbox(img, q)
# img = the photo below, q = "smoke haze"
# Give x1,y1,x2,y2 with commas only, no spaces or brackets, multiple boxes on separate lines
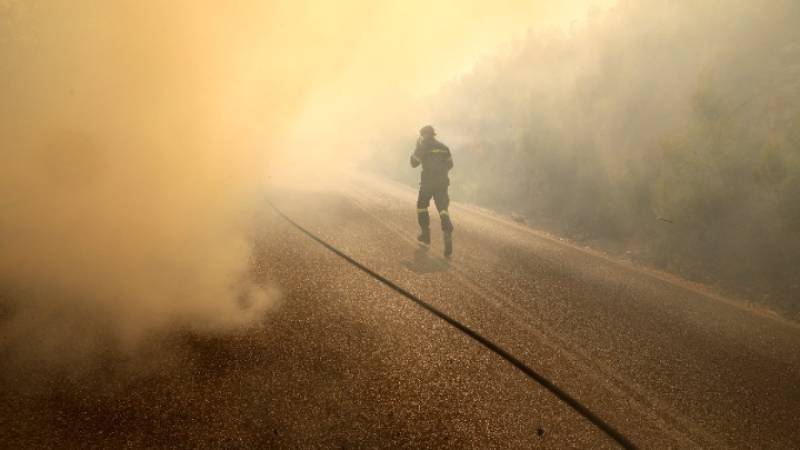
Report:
368,0,800,318
1,1,601,370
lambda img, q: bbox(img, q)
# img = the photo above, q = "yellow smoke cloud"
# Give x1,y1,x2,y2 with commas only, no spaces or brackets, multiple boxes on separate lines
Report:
0,0,601,366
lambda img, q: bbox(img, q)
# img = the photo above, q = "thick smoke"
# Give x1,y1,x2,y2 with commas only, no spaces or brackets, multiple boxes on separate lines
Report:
0,1,373,368
1,1,601,370
0,1,293,368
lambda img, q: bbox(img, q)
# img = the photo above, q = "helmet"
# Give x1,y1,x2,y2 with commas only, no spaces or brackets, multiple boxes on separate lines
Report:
419,125,436,137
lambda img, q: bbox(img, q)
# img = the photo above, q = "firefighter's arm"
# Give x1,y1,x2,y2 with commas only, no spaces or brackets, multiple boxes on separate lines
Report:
410,138,422,168
410,152,421,168
445,148,454,170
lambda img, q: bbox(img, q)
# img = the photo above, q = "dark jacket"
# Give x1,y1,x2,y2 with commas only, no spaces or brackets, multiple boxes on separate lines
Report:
411,136,453,189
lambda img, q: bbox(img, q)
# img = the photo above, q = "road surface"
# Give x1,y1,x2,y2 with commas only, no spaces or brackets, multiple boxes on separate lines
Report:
2,173,799,449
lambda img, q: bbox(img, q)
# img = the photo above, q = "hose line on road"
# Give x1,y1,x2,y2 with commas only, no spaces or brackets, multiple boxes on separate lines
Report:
269,201,639,450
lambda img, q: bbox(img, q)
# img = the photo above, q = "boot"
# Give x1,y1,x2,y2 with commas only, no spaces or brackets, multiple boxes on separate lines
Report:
444,232,453,258
417,228,431,245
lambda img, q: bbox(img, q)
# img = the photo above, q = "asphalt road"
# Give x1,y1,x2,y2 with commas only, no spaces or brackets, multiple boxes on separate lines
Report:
2,173,799,449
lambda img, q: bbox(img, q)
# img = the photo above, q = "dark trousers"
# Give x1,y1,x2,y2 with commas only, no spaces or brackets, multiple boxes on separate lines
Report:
417,186,453,233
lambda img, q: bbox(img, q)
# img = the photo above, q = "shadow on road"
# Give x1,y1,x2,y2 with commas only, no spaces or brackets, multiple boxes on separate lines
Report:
402,245,449,274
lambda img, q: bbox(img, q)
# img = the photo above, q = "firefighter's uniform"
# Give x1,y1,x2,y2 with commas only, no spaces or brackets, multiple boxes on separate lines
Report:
411,128,454,255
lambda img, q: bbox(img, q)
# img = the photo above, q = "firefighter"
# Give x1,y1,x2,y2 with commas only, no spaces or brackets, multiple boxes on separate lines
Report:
410,125,454,257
